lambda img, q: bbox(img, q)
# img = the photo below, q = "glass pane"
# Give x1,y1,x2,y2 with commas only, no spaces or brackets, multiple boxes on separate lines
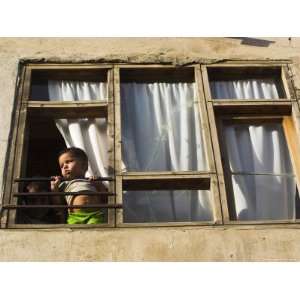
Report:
231,174,296,221
224,123,293,174
123,190,212,223
121,83,208,171
48,81,107,101
30,69,108,101
223,122,296,221
210,79,282,99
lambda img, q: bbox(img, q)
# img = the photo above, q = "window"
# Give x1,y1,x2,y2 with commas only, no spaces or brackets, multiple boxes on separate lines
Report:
202,63,300,223
1,61,299,228
1,65,116,227
116,66,220,226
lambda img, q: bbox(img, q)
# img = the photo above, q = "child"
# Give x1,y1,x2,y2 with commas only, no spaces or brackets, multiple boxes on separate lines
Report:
51,147,105,224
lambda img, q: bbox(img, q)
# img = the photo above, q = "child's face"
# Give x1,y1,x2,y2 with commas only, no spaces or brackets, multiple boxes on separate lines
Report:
59,152,87,180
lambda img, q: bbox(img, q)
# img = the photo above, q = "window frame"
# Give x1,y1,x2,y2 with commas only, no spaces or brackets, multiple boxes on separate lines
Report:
114,64,222,227
1,63,116,228
2,60,300,229
201,60,300,225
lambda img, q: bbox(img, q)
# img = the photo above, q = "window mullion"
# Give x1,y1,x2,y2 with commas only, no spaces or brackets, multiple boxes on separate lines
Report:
106,68,116,227
282,65,295,100
113,66,123,227
201,65,230,223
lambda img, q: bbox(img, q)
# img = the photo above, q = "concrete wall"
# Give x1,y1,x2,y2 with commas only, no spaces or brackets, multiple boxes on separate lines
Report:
1,37,300,261
1,225,300,261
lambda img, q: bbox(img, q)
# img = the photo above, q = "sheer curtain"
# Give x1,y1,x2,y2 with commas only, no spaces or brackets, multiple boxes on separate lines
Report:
210,79,295,220
121,83,207,171
224,123,296,220
210,79,281,99
48,80,108,178
121,82,212,222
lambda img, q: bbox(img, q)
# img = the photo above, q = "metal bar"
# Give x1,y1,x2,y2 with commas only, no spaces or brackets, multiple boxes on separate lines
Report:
14,192,115,197
14,177,114,182
2,204,123,209
230,171,295,177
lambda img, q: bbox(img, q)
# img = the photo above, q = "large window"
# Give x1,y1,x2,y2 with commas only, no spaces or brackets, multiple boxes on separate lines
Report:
202,63,300,223
1,61,300,228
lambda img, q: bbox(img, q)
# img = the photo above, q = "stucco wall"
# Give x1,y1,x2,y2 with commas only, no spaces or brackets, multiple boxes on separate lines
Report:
1,225,300,261
1,37,300,261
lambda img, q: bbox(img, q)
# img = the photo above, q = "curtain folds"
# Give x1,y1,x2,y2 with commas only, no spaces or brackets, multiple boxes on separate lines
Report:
212,78,295,220
224,123,296,220
121,83,208,171
210,79,280,99
121,82,212,222
48,80,108,178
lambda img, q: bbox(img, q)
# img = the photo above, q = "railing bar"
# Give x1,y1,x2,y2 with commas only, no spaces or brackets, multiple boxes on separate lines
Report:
2,204,123,209
14,177,114,182
14,192,115,197
230,171,295,177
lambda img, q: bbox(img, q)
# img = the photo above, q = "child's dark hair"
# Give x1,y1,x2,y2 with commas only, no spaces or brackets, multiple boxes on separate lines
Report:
58,147,88,166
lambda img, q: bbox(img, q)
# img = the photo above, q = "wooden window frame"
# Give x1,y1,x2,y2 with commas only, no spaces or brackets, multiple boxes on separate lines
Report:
3,60,300,229
114,64,222,227
1,63,222,229
201,60,300,225
1,63,116,229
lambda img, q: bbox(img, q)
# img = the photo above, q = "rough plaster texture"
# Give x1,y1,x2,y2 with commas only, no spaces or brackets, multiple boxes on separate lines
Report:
1,226,300,261
1,37,300,261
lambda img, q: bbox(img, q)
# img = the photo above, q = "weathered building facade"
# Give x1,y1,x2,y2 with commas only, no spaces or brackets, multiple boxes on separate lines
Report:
1,37,300,261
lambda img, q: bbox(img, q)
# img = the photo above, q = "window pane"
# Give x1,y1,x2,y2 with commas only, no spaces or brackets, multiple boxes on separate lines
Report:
48,80,107,101
30,69,108,101
210,79,281,99
231,174,296,220
121,83,208,171
123,190,212,223
224,123,293,174
223,122,296,221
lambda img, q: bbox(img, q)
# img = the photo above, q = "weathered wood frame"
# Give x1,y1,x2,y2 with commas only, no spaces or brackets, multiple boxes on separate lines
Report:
201,61,300,224
114,64,222,227
3,60,300,229
3,63,116,228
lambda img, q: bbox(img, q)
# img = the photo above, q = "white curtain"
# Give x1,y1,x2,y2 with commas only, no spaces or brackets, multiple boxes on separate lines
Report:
224,123,296,220
121,83,208,171
121,82,212,222
210,79,280,99
48,80,108,178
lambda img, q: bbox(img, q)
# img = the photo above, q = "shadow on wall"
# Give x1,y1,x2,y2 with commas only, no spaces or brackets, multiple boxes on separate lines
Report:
228,37,276,47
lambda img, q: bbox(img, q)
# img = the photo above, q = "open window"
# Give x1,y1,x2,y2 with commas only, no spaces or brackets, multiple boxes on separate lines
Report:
1,64,115,227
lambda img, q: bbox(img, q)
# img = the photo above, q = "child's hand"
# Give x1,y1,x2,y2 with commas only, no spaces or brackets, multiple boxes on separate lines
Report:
51,176,62,192
88,176,97,181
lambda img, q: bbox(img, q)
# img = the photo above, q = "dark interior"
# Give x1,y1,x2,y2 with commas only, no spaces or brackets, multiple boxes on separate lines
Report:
120,67,195,83
25,117,66,177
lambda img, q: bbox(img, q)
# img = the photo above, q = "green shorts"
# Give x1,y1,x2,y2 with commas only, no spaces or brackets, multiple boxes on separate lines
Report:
67,210,104,224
